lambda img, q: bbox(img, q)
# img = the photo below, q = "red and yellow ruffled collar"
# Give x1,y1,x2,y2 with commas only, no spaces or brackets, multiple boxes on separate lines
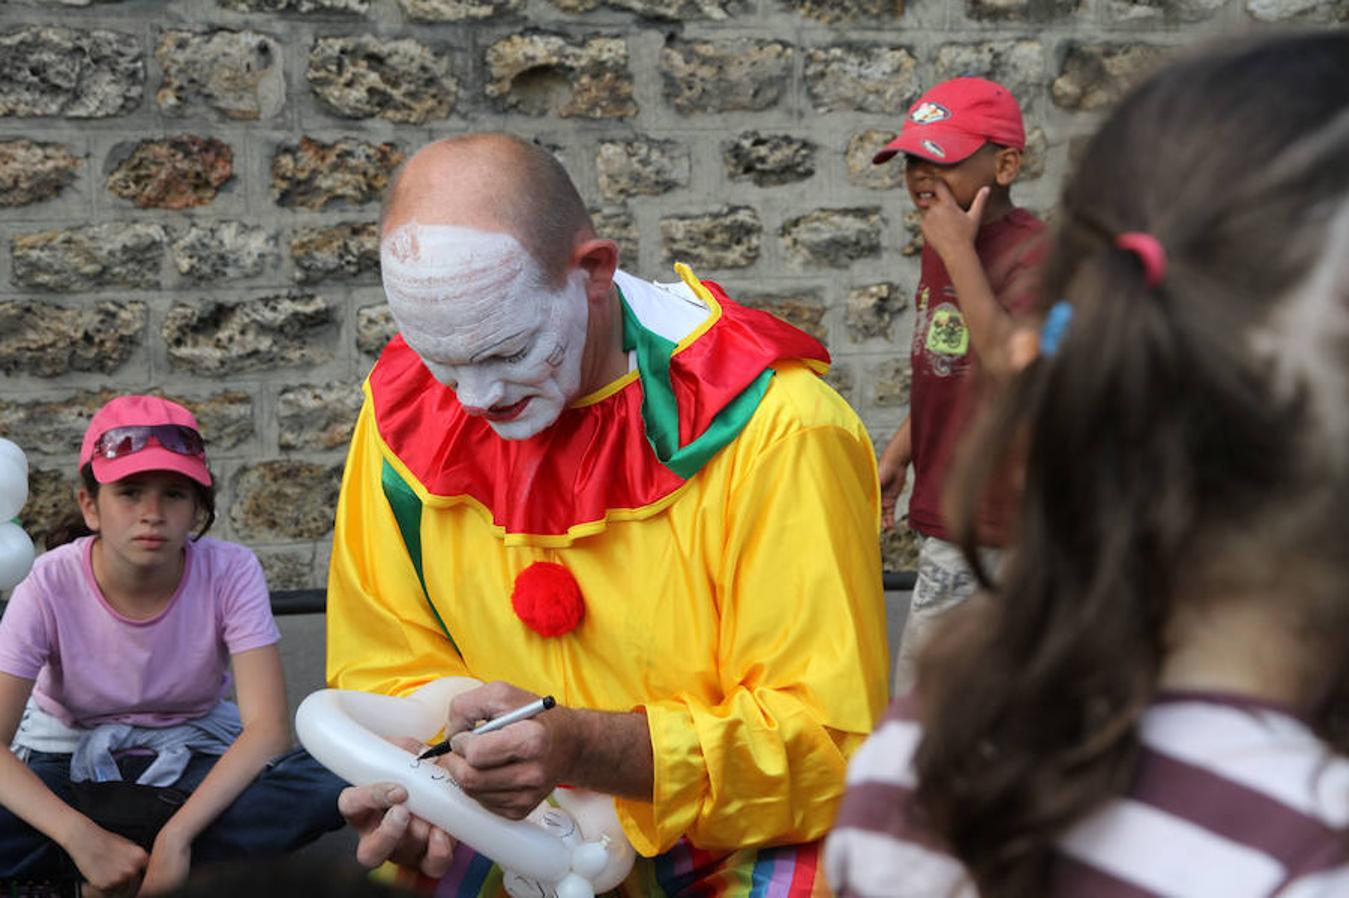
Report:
369,265,828,546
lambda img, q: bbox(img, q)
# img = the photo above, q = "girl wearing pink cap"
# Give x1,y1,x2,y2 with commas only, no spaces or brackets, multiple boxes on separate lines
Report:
0,396,345,896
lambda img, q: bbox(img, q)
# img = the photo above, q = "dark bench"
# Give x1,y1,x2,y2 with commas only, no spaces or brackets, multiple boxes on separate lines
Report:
265,570,918,617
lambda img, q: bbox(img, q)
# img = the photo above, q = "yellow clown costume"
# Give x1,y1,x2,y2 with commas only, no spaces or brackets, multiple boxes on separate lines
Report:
326,265,889,897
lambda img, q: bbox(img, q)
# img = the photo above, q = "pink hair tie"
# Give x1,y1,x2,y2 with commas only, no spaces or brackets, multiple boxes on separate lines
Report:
1114,232,1167,289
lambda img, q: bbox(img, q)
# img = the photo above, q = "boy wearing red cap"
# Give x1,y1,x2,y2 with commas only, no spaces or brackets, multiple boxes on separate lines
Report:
874,77,1046,693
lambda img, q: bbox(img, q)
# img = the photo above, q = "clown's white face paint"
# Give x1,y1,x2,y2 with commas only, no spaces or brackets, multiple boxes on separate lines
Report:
381,223,590,440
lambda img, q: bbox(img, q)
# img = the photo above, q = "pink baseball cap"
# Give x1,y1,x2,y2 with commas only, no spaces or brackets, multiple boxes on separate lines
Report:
79,395,212,487
873,77,1026,165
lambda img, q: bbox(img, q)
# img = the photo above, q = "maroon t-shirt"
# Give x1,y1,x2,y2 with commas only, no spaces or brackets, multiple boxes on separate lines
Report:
906,206,1045,543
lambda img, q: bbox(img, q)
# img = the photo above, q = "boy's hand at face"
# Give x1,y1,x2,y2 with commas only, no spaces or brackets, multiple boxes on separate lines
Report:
920,182,990,266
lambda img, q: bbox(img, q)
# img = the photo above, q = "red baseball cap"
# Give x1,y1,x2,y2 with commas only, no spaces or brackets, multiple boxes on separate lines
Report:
873,77,1026,165
79,395,212,487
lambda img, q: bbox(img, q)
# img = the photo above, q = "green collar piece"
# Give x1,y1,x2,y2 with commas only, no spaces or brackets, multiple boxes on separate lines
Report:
619,287,773,481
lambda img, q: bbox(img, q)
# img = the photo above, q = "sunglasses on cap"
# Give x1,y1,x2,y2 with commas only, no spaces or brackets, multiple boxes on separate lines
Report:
94,424,206,460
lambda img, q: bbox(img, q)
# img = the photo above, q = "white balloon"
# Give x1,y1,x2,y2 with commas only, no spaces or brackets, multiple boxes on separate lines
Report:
550,788,635,890
295,678,635,898
0,454,28,522
0,521,35,591
0,439,26,477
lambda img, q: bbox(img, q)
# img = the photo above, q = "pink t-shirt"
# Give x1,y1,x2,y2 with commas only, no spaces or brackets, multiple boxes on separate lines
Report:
0,536,280,728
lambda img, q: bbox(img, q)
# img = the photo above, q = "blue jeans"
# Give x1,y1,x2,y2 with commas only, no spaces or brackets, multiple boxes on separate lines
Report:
0,747,347,879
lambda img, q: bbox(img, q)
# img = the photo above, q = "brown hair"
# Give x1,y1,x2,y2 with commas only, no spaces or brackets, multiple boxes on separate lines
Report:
911,32,1349,896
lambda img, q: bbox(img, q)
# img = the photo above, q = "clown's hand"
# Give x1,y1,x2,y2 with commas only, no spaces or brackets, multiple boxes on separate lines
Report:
339,779,456,878
439,681,576,821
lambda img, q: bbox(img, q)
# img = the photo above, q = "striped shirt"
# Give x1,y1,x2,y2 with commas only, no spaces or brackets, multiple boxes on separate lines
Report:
823,692,1349,898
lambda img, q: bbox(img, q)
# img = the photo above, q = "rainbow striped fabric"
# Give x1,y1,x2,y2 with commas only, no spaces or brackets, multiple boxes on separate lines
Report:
383,838,833,898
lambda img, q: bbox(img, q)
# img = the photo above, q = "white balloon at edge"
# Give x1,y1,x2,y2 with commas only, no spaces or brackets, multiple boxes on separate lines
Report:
295,677,636,898
0,521,35,591
0,447,27,523
0,438,26,475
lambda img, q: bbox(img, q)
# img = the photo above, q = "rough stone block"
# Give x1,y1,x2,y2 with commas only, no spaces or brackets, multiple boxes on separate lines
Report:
163,294,336,375
900,208,923,256
871,356,910,406
0,27,143,118
255,548,319,591
1052,42,1166,111
966,0,1081,21
0,393,108,463
660,207,761,269
722,132,816,187
12,224,166,291
548,0,748,17
397,0,525,19
846,282,909,341
218,0,369,11
737,290,827,342
782,0,905,22
271,137,404,210
881,524,920,571
804,45,919,114
23,0,141,5
846,129,904,190
933,40,1044,102
308,35,457,123
106,136,234,210
1020,126,1047,180
589,206,639,268
229,459,342,540
172,222,278,283
824,361,854,403
0,300,145,376
184,391,258,450
6,466,74,554
355,303,397,357
1246,0,1348,19
1104,0,1226,20
661,38,792,114
0,140,81,207
485,33,635,118
156,29,285,121
276,382,363,450
0,389,254,458
781,208,882,268
291,222,380,284
597,138,689,200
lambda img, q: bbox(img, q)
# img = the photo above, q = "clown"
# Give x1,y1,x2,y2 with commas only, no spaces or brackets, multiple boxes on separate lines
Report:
327,133,888,897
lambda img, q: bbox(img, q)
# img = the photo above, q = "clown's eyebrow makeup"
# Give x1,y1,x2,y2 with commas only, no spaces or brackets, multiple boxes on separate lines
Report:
469,331,531,364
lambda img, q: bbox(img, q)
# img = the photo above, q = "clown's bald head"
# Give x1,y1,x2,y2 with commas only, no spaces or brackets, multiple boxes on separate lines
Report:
381,134,596,287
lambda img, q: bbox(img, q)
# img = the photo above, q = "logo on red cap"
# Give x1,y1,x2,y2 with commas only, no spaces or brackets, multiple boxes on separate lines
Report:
910,102,951,125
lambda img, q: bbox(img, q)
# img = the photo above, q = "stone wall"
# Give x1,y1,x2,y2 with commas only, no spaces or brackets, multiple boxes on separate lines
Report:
0,0,1342,588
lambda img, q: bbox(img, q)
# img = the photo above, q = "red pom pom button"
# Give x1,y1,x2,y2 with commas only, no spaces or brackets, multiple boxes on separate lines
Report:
511,562,585,637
